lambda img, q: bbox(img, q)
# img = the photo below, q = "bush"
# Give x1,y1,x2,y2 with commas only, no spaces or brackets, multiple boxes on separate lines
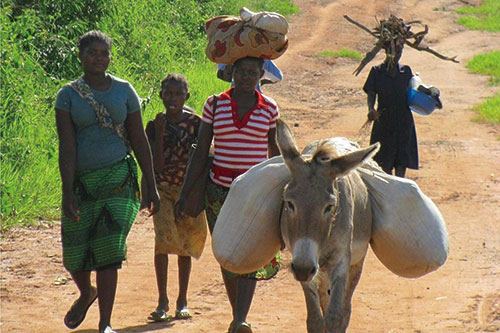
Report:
1,0,298,229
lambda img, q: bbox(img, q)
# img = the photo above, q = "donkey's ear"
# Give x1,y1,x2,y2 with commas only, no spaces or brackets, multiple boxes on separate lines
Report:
277,119,304,173
329,143,379,177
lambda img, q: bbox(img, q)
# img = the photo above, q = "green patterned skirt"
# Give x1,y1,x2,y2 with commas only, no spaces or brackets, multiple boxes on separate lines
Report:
205,179,280,280
61,155,140,273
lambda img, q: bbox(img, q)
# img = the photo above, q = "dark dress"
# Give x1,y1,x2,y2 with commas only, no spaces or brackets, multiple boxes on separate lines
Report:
363,63,419,170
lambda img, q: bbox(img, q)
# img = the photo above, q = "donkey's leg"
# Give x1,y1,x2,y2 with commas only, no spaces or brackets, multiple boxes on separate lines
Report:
340,258,366,331
324,257,350,333
300,280,326,333
314,269,331,315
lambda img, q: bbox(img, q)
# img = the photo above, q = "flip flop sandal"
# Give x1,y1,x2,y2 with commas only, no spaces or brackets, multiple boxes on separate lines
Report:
64,287,98,329
148,309,173,322
231,321,252,333
99,326,117,333
175,308,192,320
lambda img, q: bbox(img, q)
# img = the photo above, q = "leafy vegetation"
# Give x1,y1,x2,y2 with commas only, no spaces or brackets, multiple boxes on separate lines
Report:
456,1,500,126
317,48,362,60
456,0,500,32
467,52,500,124
1,0,297,229
473,93,500,124
466,51,500,86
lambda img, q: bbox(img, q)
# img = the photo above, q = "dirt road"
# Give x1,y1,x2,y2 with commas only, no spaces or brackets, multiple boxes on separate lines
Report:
2,0,499,332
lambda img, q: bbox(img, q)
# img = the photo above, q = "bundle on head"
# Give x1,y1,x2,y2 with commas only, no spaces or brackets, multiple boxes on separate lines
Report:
205,7,289,65
344,14,459,76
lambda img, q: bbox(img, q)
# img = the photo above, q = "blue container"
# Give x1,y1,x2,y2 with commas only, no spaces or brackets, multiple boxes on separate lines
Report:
407,88,436,116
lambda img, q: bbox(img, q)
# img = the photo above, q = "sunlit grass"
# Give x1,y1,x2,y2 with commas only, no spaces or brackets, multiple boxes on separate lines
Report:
472,93,500,125
466,51,500,86
456,0,500,32
317,48,363,60
1,0,298,229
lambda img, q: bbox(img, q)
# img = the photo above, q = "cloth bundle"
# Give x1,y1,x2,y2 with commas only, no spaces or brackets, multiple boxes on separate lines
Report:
205,7,289,65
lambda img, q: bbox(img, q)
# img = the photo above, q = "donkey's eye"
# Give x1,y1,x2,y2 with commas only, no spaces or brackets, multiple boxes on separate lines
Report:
324,204,335,216
285,200,295,213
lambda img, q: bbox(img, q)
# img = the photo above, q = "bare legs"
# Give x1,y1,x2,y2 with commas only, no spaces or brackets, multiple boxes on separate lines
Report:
154,253,192,314
177,256,192,311
96,268,117,331
222,271,257,329
68,269,117,332
154,254,169,312
381,164,407,178
395,166,407,178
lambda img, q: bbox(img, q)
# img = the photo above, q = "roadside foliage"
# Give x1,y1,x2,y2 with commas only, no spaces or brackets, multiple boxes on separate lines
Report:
0,0,297,229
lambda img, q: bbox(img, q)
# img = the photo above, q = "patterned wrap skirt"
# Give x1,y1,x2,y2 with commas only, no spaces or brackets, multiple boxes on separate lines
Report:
153,184,207,259
205,179,280,280
61,155,140,273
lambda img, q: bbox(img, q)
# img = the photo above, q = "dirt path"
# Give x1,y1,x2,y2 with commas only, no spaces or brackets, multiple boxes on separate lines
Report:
2,0,499,332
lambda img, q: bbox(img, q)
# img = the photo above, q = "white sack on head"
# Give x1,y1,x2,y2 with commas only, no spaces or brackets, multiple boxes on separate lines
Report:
212,156,289,274
303,137,449,278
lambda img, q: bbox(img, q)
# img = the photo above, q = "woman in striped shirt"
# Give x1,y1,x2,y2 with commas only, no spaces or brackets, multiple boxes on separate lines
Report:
175,56,280,333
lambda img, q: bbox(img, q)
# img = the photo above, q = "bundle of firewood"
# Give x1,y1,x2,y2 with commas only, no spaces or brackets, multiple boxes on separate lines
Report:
344,14,459,76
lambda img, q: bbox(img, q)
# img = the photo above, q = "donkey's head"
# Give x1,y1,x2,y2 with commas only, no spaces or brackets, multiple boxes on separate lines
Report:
276,119,379,282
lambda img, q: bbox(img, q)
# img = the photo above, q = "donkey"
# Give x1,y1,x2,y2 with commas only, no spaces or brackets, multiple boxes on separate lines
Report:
276,119,379,333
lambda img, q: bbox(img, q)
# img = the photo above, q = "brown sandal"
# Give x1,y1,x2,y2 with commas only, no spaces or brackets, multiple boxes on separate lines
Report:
64,287,98,329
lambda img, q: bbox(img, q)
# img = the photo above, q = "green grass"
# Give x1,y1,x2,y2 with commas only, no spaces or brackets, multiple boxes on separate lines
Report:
473,93,500,124
466,50,500,86
317,48,363,60
456,0,500,32
0,0,298,230
467,51,500,125
456,0,500,128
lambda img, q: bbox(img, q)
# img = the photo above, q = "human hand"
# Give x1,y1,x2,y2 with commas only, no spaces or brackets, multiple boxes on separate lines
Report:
367,109,376,121
141,188,160,216
139,199,148,211
62,191,80,222
154,113,166,133
174,196,186,219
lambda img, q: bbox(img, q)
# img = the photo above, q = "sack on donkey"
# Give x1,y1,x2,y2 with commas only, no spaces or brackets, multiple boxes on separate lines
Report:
359,168,449,278
304,137,449,278
211,156,288,274
205,7,289,65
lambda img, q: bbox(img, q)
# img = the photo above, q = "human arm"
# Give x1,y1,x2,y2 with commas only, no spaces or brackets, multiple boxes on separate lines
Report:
55,109,79,222
140,121,157,209
174,121,213,217
149,116,166,174
268,127,280,157
363,67,377,121
366,91,377,121
217,64,233,83
126,111,160,216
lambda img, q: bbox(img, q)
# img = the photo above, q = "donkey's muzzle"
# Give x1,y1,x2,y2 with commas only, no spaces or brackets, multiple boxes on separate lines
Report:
290,238,320,282
291,262,318,282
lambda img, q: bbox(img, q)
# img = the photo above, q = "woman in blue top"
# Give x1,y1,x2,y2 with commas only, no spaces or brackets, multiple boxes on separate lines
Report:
55,30,160,333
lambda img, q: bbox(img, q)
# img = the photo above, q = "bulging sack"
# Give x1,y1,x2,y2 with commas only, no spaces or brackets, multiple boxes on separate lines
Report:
211,156,288,274
205,7,289,65
303,137,449,278
359,168,449,278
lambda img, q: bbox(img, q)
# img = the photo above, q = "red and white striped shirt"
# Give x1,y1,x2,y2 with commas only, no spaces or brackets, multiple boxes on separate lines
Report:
202,88,279,188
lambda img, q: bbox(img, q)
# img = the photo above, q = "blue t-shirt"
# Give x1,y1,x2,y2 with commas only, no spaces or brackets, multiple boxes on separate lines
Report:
55,74,141,171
